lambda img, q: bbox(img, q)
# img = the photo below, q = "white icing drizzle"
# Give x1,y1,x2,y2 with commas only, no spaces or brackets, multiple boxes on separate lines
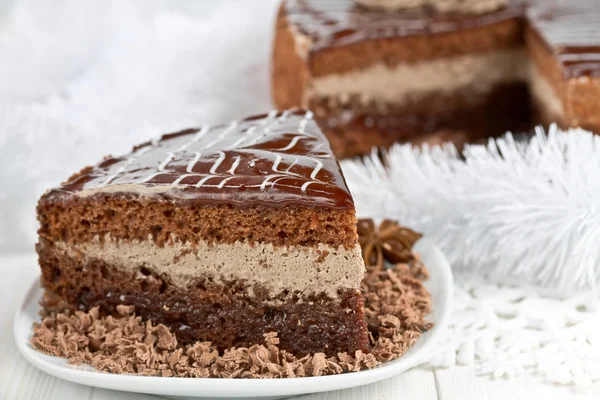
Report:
298,109,313,134
172,174,193,185
217,176,236,189
73,111,334,197
209,151,226,174
277,135,303,151
285,157,299,173
227,155,241,175
310,160,323,180
261,110,279,125
301,181,315,192
272,154,284,173
191,126,210,142
194,175,214,188
98,146,151,188
227,134,250,150
157,152,175,171
185,151,202,173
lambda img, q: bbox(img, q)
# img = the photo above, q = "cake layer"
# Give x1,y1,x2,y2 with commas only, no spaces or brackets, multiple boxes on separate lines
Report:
527,1,600,80
38,244,370,356
49,238,364,298
38,196,358,248
274,0,600,158
319,82,531,158
307,48,528,110
36,109,370,358
525,9,600,133
356,0,507,13
273,1,524,109
272,0,531,157
529,66,565,127
41,110,353,211
284,0,524,62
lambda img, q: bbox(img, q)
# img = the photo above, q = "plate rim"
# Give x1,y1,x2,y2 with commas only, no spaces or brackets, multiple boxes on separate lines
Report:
13,237,453,398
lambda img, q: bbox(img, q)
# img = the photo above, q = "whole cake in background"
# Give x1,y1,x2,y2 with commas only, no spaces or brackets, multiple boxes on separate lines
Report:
36,110,370,357
272,0,600,158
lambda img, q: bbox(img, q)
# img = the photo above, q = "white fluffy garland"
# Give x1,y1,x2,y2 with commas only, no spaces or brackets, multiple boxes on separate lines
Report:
342,126,600,295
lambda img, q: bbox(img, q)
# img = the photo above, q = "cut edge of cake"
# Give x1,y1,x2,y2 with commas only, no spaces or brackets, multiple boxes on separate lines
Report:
273,0,600,158
525,4,600,133
272,0,529,158
36,109,370,356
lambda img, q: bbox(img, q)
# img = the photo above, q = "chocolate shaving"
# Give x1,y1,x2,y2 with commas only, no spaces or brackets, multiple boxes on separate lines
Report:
357,219,423,270
31,225,431,378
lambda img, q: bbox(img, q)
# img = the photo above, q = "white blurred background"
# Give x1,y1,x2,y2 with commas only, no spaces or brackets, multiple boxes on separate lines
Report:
0,0,280,253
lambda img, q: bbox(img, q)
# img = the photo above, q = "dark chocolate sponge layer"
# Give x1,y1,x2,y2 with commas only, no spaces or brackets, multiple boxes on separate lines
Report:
38,241,370,357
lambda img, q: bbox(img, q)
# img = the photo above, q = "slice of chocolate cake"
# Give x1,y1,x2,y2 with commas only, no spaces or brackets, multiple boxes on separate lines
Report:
526,1,600,133
36,110,370,357
272,0,529,158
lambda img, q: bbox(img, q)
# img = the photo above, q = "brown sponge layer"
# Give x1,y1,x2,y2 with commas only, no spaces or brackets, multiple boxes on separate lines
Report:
38,241,371,357
32,255,432,378
272,3,530,158
318,82,531,158
525,26,600,133
272,6,310,113
37,194,358,248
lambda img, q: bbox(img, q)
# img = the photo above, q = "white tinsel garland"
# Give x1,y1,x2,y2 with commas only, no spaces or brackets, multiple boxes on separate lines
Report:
342,126,600,295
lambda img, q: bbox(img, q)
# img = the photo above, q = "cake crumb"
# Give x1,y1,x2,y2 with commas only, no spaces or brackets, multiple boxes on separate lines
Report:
31,255,432,378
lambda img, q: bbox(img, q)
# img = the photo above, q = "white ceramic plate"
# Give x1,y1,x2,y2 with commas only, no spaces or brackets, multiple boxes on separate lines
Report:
14,237,453,400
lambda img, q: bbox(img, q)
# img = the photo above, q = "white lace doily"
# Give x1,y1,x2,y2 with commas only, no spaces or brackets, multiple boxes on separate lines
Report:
340,130,600,387
424,275,600,387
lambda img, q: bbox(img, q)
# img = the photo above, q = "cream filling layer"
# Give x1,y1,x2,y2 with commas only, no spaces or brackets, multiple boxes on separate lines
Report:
308,48,528,106
54,238,365,299
355,0,506,13
529,65,565,121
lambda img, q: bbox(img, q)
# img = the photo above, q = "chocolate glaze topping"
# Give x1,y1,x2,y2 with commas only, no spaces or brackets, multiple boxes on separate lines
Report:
44,110,354,210
285,0,525,52
527,1,600,78
285,0,600,79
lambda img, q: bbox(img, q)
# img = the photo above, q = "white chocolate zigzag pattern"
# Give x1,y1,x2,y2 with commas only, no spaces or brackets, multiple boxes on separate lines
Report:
60,110,350,202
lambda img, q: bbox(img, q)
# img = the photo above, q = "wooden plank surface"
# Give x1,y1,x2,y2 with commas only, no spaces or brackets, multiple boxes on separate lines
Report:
294,368,438,400
435,367,599,400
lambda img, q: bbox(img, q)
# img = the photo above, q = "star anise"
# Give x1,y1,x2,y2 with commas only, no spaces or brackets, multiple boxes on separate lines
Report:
357,219,423,270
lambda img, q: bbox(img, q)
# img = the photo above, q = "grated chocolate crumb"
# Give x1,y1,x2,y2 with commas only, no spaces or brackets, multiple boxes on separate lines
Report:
31,253,432,378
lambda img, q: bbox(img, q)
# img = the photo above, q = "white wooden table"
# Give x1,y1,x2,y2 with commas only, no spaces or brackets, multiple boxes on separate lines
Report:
1,254,596,400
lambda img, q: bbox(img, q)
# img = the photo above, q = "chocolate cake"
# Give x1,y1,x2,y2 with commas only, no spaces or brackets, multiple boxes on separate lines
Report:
272,0,600,158
36,109,370,357
527,1,600,132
